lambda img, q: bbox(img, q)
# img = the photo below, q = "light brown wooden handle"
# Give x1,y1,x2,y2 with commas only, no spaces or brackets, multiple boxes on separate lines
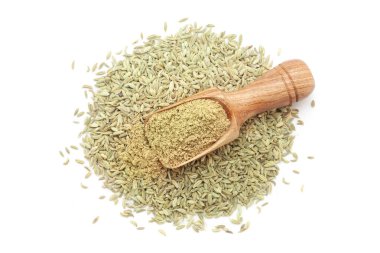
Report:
226,59,315,126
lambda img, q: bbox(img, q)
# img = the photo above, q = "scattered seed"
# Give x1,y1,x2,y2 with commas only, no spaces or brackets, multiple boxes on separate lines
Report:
290,152,298,162
92,216,99,224
120,210,134,218
292,169,300,174
71,60,75,70
297,119,304,125
230,218,242,225
75,159,85,165
91,63,98,72
99,195,106,199
256,206,261,214
176,224,186,230
106,51,112,60
158,229,166,236
224,229,233,234
86,66,90,72
300,185,304,192
178,17,188,23
85,172,91,179
164,22,167,32
73,121,79,124
65,147,70,154
261,202,269,207
307,156,315,159
74,108,79,116
140,33,144,39
59,151,64,157
282,177,290,185
70,145,78,150
137,227,145,230
63,159,69,165
311,100,315,108
239,222,250,233
130,220,138,227
80,183,88,189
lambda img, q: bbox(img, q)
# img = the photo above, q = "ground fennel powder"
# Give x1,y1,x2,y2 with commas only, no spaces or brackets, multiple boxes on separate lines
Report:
145,99,230,168
75,22,298,231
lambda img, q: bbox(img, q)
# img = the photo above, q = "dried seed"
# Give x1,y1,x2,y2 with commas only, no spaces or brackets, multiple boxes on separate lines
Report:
120,210,134,218
73,108,79,116
292,169,300,174
164,22,167,32
75,159,85,165
282,178,290,185
176,225,185,230
178,17,188,23
300,185,304,192
99,195,105,199
290,152,298,162
63,159,69,165
59,151,64,157
91,63,98,72
261,202,269,207
65,147,70,154
307,156,315,159
71,60,75,70
130,220,138,227
239,221,250,233
106,51,112,60
70,145,78,150
92,216,99,224
224,229,233,234
85,172,91,179
158,229,166,236
311,100,315,108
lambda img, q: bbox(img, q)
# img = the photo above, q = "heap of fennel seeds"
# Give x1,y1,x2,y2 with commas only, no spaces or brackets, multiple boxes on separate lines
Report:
78,22,297,230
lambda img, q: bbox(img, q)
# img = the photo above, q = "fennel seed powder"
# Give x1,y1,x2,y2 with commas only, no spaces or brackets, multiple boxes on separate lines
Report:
145,99,230,168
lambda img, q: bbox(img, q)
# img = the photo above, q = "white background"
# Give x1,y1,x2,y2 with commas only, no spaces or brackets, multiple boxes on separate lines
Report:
1,0,379,252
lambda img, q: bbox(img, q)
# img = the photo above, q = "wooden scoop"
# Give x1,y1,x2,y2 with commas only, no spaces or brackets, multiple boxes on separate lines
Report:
146,59,315,169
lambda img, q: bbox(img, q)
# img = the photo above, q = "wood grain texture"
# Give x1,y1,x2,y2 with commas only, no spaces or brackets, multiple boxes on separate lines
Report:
146,59,315,168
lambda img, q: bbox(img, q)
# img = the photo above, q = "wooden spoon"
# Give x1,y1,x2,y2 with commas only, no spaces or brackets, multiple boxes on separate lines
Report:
145,59,315,169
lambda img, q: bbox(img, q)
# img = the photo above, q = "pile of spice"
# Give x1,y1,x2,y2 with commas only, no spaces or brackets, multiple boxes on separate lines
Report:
145,99,230,168
66,21,303,232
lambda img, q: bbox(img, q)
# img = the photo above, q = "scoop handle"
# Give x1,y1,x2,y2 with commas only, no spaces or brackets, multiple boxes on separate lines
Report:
227,59,315,126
